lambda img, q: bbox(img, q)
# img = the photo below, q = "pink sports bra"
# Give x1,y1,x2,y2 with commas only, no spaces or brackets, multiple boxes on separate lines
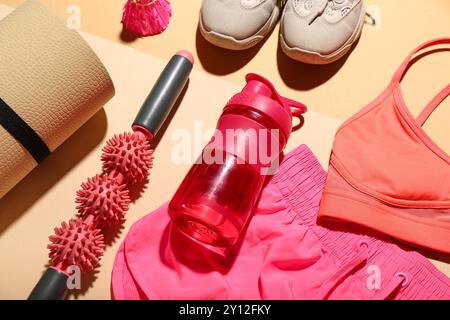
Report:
319,38,450,253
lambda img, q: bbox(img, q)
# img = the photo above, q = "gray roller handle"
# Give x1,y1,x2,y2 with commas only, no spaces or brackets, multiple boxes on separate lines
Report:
28,268,68,300
133,52,193,137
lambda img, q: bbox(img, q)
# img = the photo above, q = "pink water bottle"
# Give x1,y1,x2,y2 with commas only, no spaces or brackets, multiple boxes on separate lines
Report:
169,74,307,247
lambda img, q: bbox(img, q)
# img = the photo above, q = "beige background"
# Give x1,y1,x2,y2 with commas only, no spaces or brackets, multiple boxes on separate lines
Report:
0,0,449,299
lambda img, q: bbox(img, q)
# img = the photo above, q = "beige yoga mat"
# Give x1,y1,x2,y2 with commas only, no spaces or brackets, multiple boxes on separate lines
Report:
0,0,114,198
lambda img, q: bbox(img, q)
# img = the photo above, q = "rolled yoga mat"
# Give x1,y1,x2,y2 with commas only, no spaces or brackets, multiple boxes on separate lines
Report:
0,0,115,199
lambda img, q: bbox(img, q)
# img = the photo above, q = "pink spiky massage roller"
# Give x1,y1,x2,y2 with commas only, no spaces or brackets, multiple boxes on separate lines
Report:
76,131,154,228
29,51,194,300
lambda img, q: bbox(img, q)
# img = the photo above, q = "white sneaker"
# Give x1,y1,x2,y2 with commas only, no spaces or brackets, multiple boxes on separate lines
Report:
280,0,365,64
200,0,286,50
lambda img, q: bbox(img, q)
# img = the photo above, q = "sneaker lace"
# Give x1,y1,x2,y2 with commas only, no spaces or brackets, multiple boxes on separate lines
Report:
307,0,340,25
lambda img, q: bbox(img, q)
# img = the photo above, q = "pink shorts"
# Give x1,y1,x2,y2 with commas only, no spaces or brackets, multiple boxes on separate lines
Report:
112,145,450,300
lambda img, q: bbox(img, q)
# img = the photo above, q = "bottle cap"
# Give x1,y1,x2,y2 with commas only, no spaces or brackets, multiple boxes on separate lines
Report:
228,73,307,141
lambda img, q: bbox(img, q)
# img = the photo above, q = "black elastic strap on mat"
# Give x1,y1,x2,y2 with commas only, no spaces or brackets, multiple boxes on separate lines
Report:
0,97,50,163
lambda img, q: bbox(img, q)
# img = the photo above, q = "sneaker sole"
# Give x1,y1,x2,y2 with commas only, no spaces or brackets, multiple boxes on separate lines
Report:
280,6,365,64
199,5,281,51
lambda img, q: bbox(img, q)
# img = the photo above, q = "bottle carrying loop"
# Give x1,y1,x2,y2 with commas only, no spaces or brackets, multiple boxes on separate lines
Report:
245,73,307,129
282,97,307,130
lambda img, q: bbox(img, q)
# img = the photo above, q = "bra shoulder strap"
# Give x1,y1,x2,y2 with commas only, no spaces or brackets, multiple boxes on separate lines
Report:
392,38,450,127
392,38,450,82
416,84,450,126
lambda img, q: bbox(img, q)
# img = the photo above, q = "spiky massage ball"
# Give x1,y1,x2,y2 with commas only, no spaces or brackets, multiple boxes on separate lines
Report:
76,175,130,228
101,132,154,185
48,219,105,273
